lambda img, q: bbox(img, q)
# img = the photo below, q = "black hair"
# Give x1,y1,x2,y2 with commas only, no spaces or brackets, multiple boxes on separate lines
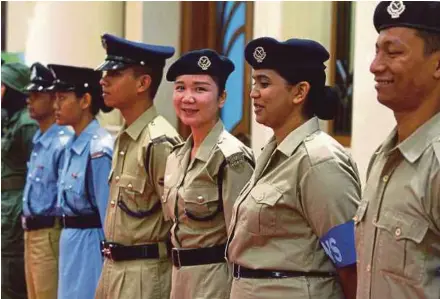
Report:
74,86,112,116
2,85,28,117
415,29,440,56
132,65,164,100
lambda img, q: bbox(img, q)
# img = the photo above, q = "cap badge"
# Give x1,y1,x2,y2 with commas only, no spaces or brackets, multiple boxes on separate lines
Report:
198,56,211,70
30,66,38,80
387,1,405,19
38,86,43,91
253,46,266,63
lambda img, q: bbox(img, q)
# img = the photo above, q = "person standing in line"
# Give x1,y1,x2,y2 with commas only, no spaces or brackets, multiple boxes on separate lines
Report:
22,62,73,299
1,62,38,299
226,37,361,299
49,64,114,299
95,34,182,299
355,2,440,298
163,49,254,299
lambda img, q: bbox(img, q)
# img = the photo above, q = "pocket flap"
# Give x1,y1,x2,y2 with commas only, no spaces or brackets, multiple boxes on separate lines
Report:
182,186,219,205
116,173,146,193
375,209,429,244
250,183,282,206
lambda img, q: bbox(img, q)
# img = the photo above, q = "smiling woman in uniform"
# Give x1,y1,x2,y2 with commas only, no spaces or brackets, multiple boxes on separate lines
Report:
163,49,254,299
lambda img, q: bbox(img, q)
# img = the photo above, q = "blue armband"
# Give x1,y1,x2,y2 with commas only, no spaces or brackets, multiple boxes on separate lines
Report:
319,220,356,268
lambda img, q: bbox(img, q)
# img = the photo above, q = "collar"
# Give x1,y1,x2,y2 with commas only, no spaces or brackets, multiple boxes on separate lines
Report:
70,119,100,156
123,106,158,141
32,123,62,149
177,120,224,163
276,117,320,157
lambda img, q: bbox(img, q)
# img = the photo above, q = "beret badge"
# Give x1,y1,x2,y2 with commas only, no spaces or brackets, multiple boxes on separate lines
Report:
253,46,266,63
198,56,211,70
387,1,406,19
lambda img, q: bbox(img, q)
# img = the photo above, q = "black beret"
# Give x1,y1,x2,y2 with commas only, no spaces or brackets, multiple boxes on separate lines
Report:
166,49,235,91
47,64,101,93
374,1,440,33
96,33,175,71
24,62,55,92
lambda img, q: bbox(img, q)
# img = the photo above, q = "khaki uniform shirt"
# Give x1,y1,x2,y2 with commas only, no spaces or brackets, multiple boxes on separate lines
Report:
104,106,181,245
163,120,254,248
355,112,440,299
226,117,361,298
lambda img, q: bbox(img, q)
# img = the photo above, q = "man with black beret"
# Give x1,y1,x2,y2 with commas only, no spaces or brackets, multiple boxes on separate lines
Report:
95,34,182,299
22,62,73,299
355,1,440,298
225,37,361,299
1,62,38,299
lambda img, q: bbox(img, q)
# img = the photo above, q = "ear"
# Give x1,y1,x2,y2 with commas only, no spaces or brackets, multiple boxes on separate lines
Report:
292,81,310,104
433,52,440,80
80,93,92,111
218,90,226,109
137,74,152,94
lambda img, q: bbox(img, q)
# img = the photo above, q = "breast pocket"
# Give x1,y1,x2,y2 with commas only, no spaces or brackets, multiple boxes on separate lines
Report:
182,186,220,221
247,183,282,235
374,209,429,283
116,173,148,211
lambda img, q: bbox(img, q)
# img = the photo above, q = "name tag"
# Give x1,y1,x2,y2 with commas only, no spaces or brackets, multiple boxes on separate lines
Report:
320,220,356,268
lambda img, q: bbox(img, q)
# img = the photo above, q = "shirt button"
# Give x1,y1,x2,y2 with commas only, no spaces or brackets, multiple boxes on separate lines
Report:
395,228,401,237
35,177,41,182
119,151,125,156
382,175,389,182
110,200,116,207
197,195,204,203
68,185,72,189
32,152,37,157
23,197,26,202
115,176,120,182
366,264,371,272
353,215,358,222
127,183,133,189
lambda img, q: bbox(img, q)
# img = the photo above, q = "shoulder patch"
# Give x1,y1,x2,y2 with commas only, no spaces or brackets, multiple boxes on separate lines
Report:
90,128,114,159
217,130,252,168
433,137,440,164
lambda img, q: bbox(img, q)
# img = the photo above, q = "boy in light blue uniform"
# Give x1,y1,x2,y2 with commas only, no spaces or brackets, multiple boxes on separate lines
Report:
48,64,114,299
22,62,73,299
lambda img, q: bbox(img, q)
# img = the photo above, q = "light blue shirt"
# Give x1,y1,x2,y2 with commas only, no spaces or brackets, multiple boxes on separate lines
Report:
23,124,73,216
57,119,113,299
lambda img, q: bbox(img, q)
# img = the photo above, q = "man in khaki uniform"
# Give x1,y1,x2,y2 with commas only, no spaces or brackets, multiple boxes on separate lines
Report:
163,49,255,299
94,34,182,299
226,37,361,299
355,2,440,298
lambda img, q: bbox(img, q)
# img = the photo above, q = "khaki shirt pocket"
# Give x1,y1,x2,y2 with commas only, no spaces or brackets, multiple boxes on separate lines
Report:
248,183,282,235
116,173,149,212
182,186,220,220
374,209,429,282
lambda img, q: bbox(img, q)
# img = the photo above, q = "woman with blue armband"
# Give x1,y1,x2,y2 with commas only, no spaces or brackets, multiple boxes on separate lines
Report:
49,65,114,299
225,37,361,299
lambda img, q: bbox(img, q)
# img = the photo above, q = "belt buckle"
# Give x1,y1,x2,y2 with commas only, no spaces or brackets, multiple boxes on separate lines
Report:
21,215,28,230
172,248,181,269
234,264,241,280
102,243,114,261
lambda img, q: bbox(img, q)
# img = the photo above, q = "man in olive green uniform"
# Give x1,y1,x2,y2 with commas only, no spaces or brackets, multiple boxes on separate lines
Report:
355,2,440,299
1,62,38,299
95,34,182,299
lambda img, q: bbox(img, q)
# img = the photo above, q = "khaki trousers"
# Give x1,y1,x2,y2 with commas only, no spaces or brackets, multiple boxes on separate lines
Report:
24,226,61,299
170,263,232,299
95,258,172,299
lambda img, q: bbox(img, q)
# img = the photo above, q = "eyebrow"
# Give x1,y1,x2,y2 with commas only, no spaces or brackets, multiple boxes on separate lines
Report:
252,74,270,81
174,80,212,86
376,38,405,49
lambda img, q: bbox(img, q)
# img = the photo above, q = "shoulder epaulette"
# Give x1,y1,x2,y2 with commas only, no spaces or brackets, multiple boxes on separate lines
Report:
90,128,114,159
217,130,252,168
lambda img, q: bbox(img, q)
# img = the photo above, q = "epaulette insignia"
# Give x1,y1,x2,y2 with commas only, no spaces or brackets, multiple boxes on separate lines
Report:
226,152,245,168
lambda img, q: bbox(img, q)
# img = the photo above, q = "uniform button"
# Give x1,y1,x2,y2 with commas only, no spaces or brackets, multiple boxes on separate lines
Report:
59,130,65,135
353,215,358,222
35,177,41,182
382,175,389,182
366,264,371,272
162,195,166,202
119,151,125,156
28,174,32,178
127,183,133,189
32,152,37,157
68,185,72,189
115,176,120,182
395,228,401,237
110,200,116,207
197,195,204,203
23,197,26,202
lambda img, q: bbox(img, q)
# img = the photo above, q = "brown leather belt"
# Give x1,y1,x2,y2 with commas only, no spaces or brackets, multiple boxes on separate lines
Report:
1,176,26,191
21,215,59,231
101,241,160,261
232,264,337,279
61,214,101,229
171,244,226,268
